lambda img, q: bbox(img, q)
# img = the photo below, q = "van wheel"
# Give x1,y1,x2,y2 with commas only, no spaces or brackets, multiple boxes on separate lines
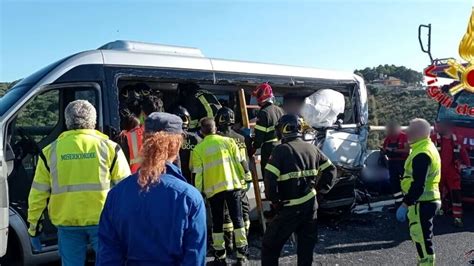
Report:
0,228,23,266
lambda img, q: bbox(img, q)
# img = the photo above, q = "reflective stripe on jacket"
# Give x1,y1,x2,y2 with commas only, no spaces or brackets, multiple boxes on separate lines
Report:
253,103,284,149
28,129,131,236
188,90,222,129
191,134,243,198
123,126,144,173
219,129,252,188
435,133,461,159
402,138,441,202
264,138,337,206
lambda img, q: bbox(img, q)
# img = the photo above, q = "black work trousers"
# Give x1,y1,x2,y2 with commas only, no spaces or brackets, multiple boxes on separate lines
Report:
223,189,250,231
260,142,278,173
209,190,245,234
262,197,318,266
388,160,405,202
261,141,279,198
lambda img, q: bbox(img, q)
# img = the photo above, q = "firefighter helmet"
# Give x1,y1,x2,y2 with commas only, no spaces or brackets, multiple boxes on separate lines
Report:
215,107,235,126
136,83,152,97
252,83,274,104
172,105,191,130
276,114,303,140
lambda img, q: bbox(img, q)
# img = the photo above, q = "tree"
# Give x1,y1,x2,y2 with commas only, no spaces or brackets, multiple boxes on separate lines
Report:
354,65,423,84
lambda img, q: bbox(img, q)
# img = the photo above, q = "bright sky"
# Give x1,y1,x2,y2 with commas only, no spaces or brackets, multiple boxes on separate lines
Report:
1,0,473,82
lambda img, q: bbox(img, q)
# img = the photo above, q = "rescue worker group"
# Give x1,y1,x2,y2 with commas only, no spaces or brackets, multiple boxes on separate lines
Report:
26,82,456,266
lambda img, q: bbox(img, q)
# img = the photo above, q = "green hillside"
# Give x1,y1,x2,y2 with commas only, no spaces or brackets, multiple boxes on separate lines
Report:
355,64,423,84
0,82,58,129
0,83,9,96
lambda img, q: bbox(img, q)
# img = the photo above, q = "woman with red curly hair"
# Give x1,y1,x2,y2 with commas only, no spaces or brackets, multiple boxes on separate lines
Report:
96,112,207,266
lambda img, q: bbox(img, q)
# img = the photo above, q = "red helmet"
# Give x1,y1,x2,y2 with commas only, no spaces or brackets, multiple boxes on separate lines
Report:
253,83,274,104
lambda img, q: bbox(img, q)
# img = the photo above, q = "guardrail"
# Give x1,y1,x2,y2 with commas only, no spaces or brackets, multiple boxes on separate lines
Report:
369,125,432,132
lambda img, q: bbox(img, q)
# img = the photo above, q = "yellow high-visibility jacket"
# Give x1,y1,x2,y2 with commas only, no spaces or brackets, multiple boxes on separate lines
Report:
28,129,131,236
402,138,441,202
191,134,244,198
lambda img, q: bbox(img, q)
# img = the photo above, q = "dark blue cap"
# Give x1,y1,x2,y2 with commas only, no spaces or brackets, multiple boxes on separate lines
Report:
145,112,183,134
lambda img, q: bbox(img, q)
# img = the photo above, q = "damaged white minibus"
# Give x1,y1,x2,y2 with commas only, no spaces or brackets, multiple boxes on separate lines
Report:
0,40,368,265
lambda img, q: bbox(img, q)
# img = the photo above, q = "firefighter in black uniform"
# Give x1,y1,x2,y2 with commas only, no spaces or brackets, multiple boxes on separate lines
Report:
215,107,253,252
262,114,337,266
172,105,202,183
178,83,222,131
251,83,285,168
251,83,285,216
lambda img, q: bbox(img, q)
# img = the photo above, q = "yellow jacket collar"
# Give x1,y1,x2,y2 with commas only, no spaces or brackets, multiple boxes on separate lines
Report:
204,134,220,140
410,137,430,149
59,129,108,139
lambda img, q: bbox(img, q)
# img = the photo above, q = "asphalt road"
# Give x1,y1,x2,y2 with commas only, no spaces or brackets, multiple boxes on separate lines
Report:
234,205,474,265
41,205,474,266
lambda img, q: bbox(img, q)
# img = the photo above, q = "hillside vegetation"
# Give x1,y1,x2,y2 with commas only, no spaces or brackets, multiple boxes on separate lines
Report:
0,82,58,129
0,83,9,96
355,64,423,84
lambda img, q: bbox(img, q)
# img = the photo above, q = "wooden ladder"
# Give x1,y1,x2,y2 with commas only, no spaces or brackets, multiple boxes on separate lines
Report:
238,88,267,232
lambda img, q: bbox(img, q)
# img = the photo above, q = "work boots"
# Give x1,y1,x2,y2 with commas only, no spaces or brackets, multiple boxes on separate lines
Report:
236,246,249,265
236,257,249,266
213,249,227,265
418,255,435,266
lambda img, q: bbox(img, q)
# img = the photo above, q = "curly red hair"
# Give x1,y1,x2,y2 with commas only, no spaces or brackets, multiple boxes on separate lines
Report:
138,132,183,190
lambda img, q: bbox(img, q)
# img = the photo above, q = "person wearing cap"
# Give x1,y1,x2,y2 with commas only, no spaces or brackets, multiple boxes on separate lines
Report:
251,83,285,217
27,100,131,266
96,112,207,266
191,117,249,264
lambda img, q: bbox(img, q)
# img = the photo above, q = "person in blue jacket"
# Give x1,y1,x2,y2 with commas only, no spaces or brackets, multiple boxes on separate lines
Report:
96,112,207,265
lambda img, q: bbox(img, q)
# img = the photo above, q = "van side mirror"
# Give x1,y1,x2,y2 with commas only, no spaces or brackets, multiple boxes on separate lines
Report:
418,24,433,64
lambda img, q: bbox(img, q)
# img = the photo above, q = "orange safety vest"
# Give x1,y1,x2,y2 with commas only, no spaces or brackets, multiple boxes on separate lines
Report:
123,126,144,173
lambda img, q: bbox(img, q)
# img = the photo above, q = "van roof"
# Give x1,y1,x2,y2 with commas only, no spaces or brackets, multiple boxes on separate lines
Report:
95,40,359,84
98,40,205,58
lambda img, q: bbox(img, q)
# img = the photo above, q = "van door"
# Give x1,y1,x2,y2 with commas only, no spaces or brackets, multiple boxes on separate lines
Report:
0,137,9,257
5,82,102,254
